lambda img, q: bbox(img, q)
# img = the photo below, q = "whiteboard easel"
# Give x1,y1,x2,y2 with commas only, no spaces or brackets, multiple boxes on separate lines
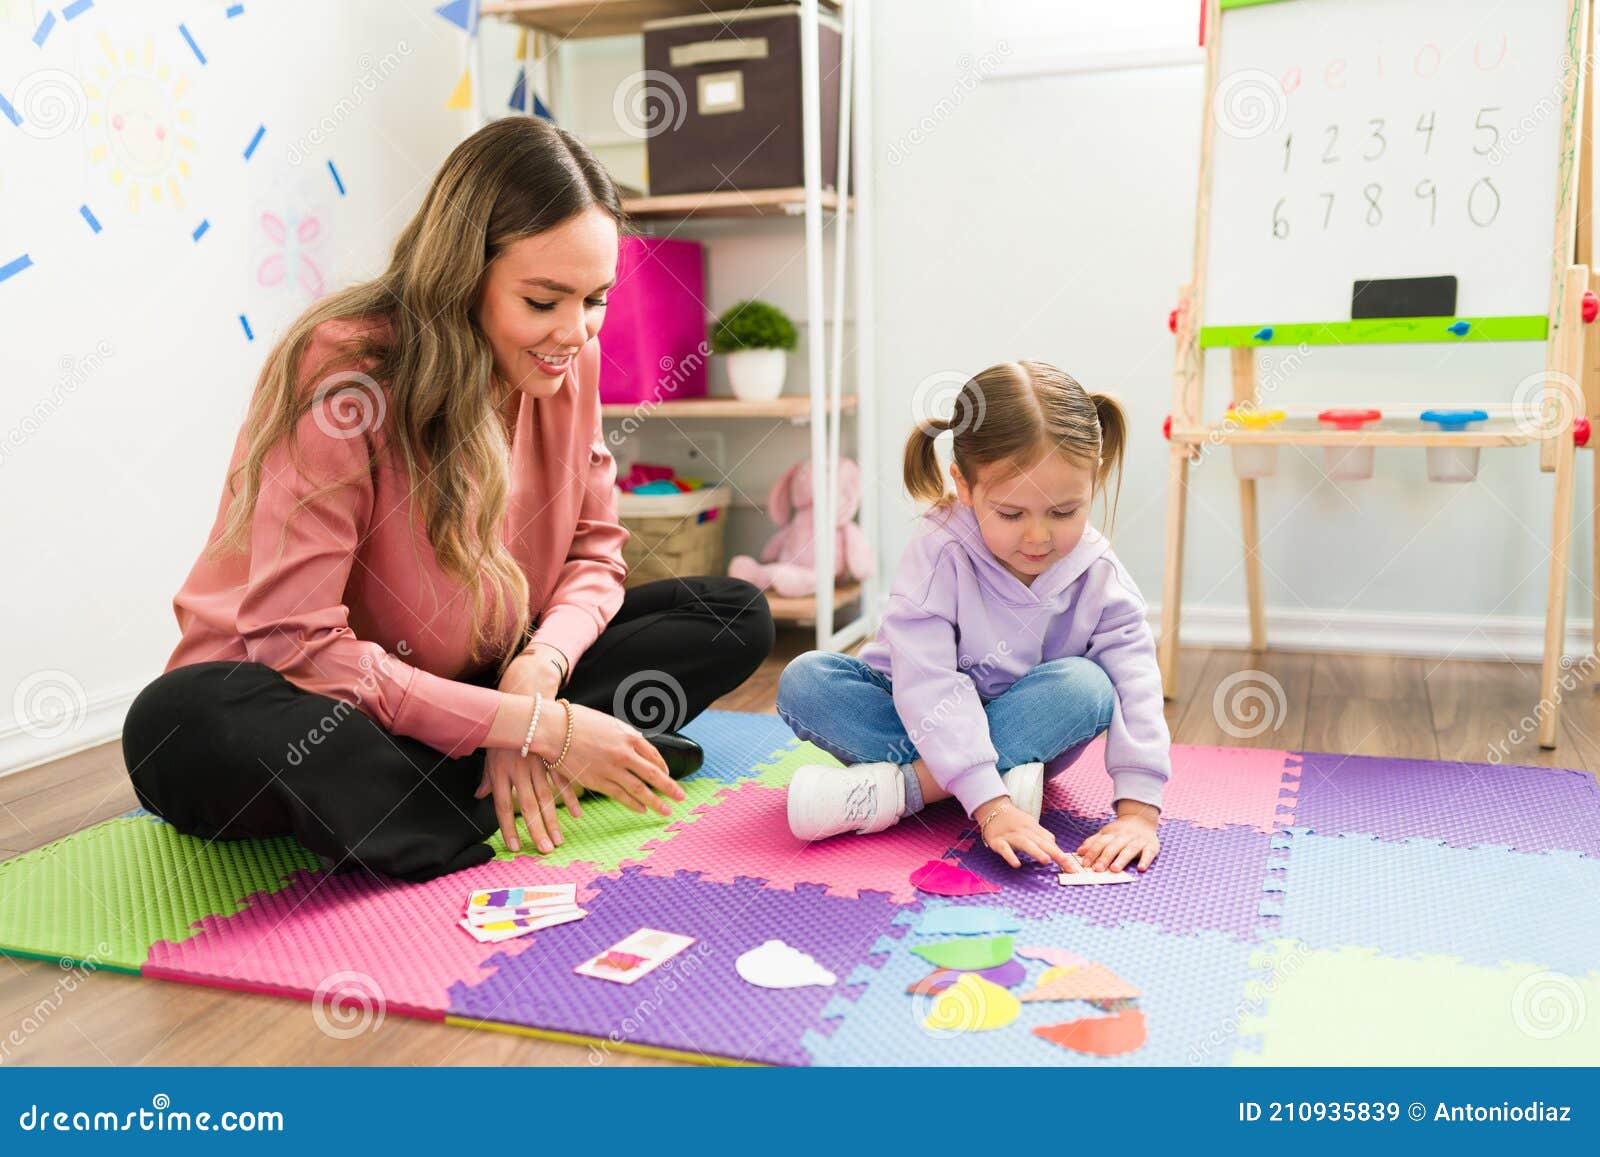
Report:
1160,0,1593,749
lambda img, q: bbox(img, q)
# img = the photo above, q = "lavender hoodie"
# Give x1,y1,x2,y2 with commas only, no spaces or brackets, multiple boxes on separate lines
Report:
856,502,1171,817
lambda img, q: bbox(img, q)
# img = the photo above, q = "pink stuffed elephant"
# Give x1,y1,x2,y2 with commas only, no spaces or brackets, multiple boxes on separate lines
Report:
729,457,874,598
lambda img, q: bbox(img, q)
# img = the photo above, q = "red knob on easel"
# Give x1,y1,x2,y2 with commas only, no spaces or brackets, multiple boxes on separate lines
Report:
1162,414,1173,441
1168,308,1180,334
1576,417,1592,447
1583,290,1598,324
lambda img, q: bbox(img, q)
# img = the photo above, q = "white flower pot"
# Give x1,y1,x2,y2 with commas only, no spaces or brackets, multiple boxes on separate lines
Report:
725,348,788,401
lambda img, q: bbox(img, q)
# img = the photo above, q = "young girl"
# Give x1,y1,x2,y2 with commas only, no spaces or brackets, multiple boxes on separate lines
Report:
776,361,1168,874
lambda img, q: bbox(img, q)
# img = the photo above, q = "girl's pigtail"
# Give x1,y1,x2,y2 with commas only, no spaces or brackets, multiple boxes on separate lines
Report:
903,417,954,508
1090,393,1127,539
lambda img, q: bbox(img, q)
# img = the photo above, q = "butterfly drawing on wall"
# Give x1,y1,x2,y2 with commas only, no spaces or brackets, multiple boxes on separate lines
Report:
257,209,325,299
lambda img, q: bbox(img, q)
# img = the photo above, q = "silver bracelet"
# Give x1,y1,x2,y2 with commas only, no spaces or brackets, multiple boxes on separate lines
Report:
519,691,543,759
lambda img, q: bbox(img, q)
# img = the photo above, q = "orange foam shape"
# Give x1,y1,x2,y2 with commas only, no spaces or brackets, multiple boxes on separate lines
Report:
1033,1008,1147,1056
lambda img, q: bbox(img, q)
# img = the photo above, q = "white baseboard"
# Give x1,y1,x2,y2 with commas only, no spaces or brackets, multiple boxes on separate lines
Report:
1151,603,1594,664
0,605,1587,778
0,682,141,781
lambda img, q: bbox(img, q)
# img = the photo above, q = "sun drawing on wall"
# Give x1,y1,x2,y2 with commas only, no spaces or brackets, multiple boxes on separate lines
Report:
84,32,196,213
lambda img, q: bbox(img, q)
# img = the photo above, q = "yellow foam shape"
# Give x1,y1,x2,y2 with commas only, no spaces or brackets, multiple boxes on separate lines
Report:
1236,940,1600,1065
923,974,1021,1033
1224,408,1286,429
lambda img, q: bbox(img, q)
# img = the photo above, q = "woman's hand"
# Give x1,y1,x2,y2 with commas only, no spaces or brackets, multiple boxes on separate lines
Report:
976,798,1076,872
476,745,578,854
545,702,687,818
1076,801,1161,873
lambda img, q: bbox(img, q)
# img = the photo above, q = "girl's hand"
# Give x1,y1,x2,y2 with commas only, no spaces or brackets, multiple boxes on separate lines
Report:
538,702,687,819
477,746,578,854
1077,804,1161,873
976,799,1076,872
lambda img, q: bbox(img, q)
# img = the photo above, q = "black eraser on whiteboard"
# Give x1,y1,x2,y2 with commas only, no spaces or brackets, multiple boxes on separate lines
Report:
1351,275,1458,319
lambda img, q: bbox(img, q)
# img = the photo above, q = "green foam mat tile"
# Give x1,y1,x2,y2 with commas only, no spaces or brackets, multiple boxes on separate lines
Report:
0,817,318,972
749,739,842,789
483,773,728,870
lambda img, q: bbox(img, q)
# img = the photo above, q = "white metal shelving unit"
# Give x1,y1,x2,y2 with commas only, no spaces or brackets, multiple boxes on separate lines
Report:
472,0,880,653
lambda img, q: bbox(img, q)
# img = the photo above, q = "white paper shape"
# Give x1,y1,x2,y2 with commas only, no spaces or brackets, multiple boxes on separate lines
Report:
735,939,838,989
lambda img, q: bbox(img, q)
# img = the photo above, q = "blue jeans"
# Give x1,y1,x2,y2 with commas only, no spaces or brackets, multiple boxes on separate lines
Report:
775,652,1116,774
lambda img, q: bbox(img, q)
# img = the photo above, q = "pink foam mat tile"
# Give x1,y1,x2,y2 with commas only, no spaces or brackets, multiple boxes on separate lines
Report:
144,859,612,1019
631,781,972,904
1043,738,1297,833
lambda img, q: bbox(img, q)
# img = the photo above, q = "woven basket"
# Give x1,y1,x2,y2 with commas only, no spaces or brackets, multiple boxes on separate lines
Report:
616,485,730,588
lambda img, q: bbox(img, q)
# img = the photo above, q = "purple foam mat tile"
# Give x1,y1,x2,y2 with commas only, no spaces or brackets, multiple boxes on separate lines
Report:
945,814,1274,940
803,915,1261,1066
1290,749,1600,858
446,867,907,1066
677,710,799,785
1271,830,1600,976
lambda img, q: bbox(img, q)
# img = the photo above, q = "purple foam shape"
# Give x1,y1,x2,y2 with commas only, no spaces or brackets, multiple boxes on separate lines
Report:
916,958,1027,992
947,815,1272,940
1291,751,1600,857
447,867,906,1066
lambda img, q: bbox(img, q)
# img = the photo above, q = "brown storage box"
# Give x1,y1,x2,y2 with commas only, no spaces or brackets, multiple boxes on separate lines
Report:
616,485,730,588
642,6,848,197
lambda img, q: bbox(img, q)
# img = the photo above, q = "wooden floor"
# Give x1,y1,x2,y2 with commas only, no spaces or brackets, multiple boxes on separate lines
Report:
2,635,1597,1066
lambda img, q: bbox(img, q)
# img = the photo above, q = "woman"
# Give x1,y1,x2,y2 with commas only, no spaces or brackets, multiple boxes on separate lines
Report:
122,118,775,883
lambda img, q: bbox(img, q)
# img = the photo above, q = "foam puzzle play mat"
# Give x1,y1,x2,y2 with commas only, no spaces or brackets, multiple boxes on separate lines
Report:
2,710,1597,1066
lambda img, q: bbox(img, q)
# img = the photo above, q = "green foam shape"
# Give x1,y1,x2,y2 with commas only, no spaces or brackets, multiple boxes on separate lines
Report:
911,935,1015,972
483,774,727,870
1235,940,1600,1065
750,740,841,789
0,817,318,972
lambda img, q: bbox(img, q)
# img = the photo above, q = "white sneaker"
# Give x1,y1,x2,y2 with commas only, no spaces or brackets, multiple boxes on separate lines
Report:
787,762,905,841
1001,762,1045,821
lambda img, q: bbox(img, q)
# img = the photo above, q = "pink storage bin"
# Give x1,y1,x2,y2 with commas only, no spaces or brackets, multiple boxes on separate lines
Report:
597,235,709,406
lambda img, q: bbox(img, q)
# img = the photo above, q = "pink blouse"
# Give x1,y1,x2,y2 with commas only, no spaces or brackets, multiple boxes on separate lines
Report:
165,316,628,757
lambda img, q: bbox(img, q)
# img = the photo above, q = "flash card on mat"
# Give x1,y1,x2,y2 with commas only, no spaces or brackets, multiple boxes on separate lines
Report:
574,928,696,984
458,908,587,944
1057,853,1137,886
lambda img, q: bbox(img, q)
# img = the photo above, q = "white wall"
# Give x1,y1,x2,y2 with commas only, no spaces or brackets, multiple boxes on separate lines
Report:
2,0,1591,774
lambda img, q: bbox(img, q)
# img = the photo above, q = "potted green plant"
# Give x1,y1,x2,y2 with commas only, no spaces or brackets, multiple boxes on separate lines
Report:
709,299,798,402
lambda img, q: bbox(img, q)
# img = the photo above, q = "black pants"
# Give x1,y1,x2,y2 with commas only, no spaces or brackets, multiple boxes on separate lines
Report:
122,577,775,882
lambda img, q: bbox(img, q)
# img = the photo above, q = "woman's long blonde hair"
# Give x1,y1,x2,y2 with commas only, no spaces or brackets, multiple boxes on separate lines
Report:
210,117,625,670
903,360,1127,536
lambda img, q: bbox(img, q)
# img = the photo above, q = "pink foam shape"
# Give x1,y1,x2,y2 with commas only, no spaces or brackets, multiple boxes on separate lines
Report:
909,858,1000,897
144,860,612,1018
1017,944,1091,970
630,782,971,904
1042,737,1295,832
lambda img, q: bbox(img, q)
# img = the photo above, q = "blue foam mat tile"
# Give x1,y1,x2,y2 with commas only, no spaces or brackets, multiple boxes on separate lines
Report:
1272,830,1600,975
802,914,1259,1067
678,709,798,783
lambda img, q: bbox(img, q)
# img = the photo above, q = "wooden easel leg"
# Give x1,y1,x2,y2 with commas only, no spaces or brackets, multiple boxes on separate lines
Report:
1539,425,1577,748
1239,477,1266,651
1593,454,1599,661
1159,446,1190,698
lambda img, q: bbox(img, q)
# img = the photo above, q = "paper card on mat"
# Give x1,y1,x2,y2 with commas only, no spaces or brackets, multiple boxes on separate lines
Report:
457,907,586,944
467,901,581,926
1057,853,1136,886
575,928,695,984
466,883,576,913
